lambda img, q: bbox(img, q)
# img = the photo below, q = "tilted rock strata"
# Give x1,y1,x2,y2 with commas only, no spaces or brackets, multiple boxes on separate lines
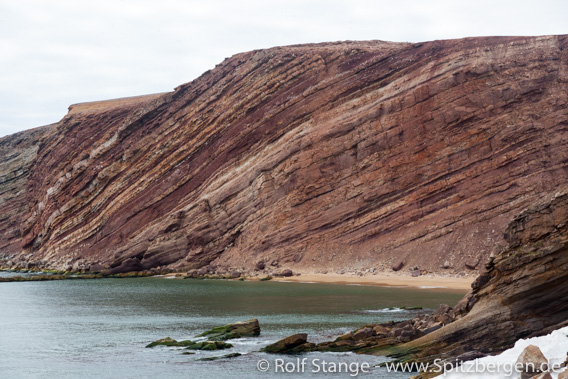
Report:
381,190,568,371
197,319,261,340
0,126,54,260
285,190,568,377
0,35,568,274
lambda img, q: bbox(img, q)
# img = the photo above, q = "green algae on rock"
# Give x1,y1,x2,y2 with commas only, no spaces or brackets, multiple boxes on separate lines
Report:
198,319,261,341
196,353,242,361
0,273,103,282
145,337,232,350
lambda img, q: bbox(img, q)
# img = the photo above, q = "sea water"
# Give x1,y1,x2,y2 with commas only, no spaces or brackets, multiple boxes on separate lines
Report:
0,277,464,378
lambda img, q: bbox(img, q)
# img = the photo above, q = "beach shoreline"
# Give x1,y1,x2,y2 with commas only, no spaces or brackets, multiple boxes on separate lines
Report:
166,271,474,293
271,272,473,292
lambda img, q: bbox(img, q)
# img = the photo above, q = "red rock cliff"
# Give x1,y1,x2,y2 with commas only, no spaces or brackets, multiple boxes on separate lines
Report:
1,35,567,274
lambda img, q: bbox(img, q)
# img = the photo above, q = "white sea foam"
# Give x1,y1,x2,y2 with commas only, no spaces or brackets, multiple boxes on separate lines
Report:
363,307,405,313
230,338,268,347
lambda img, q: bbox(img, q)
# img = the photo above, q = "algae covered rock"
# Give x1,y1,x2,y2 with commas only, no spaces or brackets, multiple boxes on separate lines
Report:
145,337,179,348
196,353,242,361
198,319,261,341
188,341,233,351
145,337,232,350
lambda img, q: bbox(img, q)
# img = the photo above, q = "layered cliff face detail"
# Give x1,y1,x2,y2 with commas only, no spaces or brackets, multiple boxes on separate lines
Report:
0,126,54,259
383,189,568,373
1,35,567,274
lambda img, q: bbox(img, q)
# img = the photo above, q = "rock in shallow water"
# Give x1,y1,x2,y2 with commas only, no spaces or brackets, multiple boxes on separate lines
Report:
196,353,241,361
198,318,261,340
145,337,232,350
262,333,315,353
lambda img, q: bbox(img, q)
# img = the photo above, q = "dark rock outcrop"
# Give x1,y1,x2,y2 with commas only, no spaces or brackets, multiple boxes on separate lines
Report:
196,353,241,361
262,333,315,353
312,304,454,353
276,269,294,277
392,261,404,272
1,35,567,275
0,126,54,258
145,337,233,350
198,319,261,340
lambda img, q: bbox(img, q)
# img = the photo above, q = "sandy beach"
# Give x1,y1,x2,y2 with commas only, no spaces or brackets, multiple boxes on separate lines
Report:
271,272,473,292
172,271,475,292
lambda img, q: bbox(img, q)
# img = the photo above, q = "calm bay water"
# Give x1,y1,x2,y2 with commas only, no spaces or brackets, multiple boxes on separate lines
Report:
0,277,463,378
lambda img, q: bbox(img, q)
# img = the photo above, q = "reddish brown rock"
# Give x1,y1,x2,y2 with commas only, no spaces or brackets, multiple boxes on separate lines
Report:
516,345,549,379
352,327,376,341
299,190,568,377
279,269,294,277
89,263,105,273
384,190,568,368
392,261,405,272
464,258,480,270
0,126,54,260
0,35,567,276
262,333,315,353
254,261,265,271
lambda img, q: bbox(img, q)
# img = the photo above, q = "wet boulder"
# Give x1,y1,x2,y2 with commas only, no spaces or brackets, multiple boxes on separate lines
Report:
198,318,261,340
145,337,233,350
262,333,315,353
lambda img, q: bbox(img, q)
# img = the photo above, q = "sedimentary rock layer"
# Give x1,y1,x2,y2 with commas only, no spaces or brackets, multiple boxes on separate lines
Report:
1,35,568,273
383,189,568,372
0,126,54,259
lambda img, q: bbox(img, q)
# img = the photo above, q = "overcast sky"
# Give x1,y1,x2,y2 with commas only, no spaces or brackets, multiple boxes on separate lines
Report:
0,0,566,137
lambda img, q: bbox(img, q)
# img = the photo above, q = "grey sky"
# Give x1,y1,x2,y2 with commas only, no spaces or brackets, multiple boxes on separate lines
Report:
0,0,566,137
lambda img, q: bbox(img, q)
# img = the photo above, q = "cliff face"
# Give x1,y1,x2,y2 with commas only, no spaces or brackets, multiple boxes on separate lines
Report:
385,189,568,369
0,126,54,259
1,35,568,274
